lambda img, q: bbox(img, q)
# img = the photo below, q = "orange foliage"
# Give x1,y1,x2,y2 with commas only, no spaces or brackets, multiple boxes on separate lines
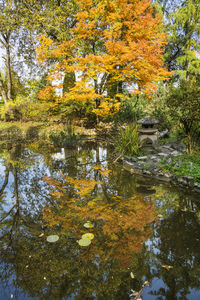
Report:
37,0,171,115
38,86,55,101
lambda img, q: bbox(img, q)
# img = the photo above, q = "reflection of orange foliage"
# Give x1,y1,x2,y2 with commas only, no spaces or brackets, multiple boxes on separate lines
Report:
43,171,156,268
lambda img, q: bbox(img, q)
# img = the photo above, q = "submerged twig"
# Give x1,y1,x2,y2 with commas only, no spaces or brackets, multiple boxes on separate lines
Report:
0,204,16,223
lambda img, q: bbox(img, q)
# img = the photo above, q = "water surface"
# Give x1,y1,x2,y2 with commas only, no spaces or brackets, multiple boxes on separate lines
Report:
0,140,200,300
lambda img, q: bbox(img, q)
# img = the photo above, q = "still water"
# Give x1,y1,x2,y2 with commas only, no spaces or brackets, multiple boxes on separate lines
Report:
0,140,200,300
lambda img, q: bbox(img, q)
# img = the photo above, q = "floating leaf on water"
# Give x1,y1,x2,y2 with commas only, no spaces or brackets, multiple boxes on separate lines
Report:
143,281,149,286
46,235,59,243
130,272,135,279
82,233,94,240
162,264,173,271
83,222,94,228
78,238,91,247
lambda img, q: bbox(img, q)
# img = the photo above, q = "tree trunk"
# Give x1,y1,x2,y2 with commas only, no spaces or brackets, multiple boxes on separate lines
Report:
5,42,12,100
0,73,8,103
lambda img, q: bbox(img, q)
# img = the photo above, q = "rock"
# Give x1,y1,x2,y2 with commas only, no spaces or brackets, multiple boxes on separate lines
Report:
130,157,137,163
158,171,164,176
171,150,181,156
150,155,157,160
137,162,145,167
168,142,186,153
165,173,172,178
137,156,148,160
145,163,157,171
143,170,152,175
176,141,187,152
158,153,169,158
194,182,200,188
177,177,187,185
183,176,194,183
166,158,172,164
159,129,169,138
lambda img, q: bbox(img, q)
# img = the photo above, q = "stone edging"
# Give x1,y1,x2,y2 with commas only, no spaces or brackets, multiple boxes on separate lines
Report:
121,152,200,193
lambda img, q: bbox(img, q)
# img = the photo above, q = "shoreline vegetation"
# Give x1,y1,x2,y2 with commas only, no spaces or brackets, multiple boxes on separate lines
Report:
0,120,200,193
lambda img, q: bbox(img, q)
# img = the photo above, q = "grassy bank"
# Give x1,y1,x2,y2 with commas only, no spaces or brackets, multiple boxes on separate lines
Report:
160,154,200,183
0,121,96,147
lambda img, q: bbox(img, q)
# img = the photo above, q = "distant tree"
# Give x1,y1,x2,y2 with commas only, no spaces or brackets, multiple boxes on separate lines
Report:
157,0,200,80
167,79,200,153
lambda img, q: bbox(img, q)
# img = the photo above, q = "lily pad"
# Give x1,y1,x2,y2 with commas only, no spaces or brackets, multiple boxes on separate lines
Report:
82,233,94,240
78,238,91,247
46,235,59,243
83,222,94,228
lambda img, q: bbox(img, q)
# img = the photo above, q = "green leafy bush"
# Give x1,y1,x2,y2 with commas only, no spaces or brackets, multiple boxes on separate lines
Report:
114,123,141,158
0,96,51,122
166,80,200,153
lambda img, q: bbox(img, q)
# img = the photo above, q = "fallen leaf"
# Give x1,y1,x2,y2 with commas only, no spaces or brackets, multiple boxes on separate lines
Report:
46,235,59,243
83,222,94,228
82,233,94,240
162,265,173,271
130,272,135,278
78,238,91,247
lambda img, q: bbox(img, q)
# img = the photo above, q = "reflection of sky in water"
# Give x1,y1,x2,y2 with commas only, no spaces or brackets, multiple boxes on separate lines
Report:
0,143,199,299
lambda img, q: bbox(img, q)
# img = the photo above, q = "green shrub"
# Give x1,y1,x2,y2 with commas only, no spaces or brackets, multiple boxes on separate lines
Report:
166,80,200,153
114,123,141,159
0,96,52,122
113,94,146,123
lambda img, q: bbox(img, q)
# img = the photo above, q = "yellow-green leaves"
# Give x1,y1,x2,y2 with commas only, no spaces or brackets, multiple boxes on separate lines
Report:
46,235,59,243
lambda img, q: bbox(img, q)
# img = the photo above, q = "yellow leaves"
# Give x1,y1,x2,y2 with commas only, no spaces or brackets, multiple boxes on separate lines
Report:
36,35,55,63
93,99,121,117
62,81,99,103
92,164,112,176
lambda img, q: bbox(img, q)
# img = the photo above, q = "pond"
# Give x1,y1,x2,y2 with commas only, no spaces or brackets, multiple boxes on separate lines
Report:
0,139,200,300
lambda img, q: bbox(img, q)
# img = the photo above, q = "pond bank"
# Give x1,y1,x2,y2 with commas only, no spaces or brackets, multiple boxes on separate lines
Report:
121,146,200,193
1,121,200,193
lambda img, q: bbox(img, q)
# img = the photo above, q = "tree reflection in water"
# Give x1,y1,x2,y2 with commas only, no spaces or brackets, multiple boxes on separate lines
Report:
0,141,199,299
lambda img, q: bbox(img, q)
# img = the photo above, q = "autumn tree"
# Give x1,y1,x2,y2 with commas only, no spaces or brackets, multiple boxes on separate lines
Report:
37,0,170,119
